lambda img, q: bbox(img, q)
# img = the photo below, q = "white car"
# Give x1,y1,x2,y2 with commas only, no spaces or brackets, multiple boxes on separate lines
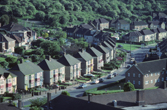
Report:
84,74,95,77
92,79,99,84
107,74,114,79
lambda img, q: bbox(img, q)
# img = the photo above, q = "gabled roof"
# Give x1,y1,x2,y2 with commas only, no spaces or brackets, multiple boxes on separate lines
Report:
102,41,113,50
8,34,22,43
73,50,93,61
157,28,167,33
10,61,43,75
63,27,78,33
106,40,115,48
75,28,89,35
0,33,15,42
94,44,110,54
93,18,109,24
38,58,64,70
57,54,81,66
0,23,27,32
148,21,163,25
80,24,93,30
117,20,129,24
94,31,110,41
131,21,148,26
158,12,167,18
86,47,103,57
126,31,142,37
42,95,122,110
108,38,116,45
0,67,17,78
140,30,154,35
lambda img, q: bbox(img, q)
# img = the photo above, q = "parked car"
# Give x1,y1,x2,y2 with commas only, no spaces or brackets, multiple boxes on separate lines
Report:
99,78,104,83
78,83,87,88
107,74,114,79
92,79,99,84
84,74,95,77
127,50,130,53
113,73,118,77
118,45,123,48
127,65,131,68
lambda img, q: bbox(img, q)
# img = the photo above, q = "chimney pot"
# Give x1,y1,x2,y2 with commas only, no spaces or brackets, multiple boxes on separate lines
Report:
46,55,51,61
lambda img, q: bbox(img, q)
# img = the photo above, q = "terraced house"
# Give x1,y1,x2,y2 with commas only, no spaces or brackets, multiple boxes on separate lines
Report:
90,18,109,30
102,41,114,60
151,28,167,40
86,47,103,71
74,49,94,75
130,21,148,31
58,53,81,80
9,61,43,90
0,67,17,94
38,56,65,85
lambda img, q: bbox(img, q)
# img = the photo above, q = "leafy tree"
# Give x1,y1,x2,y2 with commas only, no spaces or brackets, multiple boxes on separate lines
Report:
64,2,74,11
0,6,9,14
0,14,10,26
35,11,45,21
31,55,39,62
31,39,45,47
61,91,70,96
42,33,49,38
15,47,25,55
0,61,9,69
55,31,67,39
123,82,135,92
59,16,68,25
29,98,47,108
35,49,44,56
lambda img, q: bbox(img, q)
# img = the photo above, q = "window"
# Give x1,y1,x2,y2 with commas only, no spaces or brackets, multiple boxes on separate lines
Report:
162,77,164,81
138,81,140,85
151,73,153,76
145,74,149,77
133,80,135,84
158,78,160,82
155,79,157,82
151,80,153,83
138,74,140,78
133,73,135,77
155,73,157,76
128,73,130,77
145,81,149,85
158,72,160,75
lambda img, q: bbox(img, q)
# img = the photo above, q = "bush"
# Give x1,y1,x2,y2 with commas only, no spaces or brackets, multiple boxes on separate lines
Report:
0,61,9,69
58,80,61,84
123,82,135,92
15,47,25,55
61,91,70,96
29,98,47,107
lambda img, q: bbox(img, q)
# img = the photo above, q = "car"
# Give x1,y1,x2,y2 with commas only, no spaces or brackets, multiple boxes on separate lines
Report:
127,65,131,68
107,74,114,79
78,83,87,88
84,74,95,77
92,79,99,84
99,78,104,83
118,45,123,48
113,73,118,77
127,50,130,53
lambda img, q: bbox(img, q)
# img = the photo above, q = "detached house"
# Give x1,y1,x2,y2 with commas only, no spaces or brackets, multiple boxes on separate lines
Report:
90,18,109,30
110,19,130,30
57,53,81,80
148,21,165,29
38,56,65,85
0,67,17,94
125,59,167,89
130,21,148,31
73,49,94,75
123,31,143,42
0,33,15,52
151,28,167,40
9,61,43,90
140,30,156,41
86,47,103,71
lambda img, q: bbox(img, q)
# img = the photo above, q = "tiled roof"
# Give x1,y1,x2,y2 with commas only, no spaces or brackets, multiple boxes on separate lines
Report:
0,33,15,42
10,61,43,75
38,58,64,70
63,27,78,33
75,28,89,35
0,23,27,32
8,34,22,43
108,38,116,45
93,18,109,24
132,21,148,26
110,19,129,24
42,95,122,110
94,44,110,54
148,21,163,25
140,30,154,35
73,50,93,61
157,28,167,33
126,31,142,37
57,54,81,66
102,41,113,50
86,47,103,57
106,40,115,48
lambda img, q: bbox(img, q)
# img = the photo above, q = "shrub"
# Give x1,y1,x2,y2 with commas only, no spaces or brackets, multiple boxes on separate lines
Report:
123,82,135,92
12,102,17,107
58,80,61,84
12,93,21,100
29,98,47,107
61,91,70,96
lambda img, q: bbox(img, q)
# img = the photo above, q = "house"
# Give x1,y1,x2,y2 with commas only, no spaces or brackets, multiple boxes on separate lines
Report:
0,67,17,94
110,19,130,30
148,21,165,29
9,61,43,90
140,30,156,41
94,44,110,63
125,58,167,89
80,24,93,30
0,33,15,52
105,39,116,58
57,53,81,80
41,94,122,110
73,49,94,75
90,18,109,30
38,56,65,85
130,21,148,31
86,47,103,71
123,31,143,42
93,31,111,45
63,26,78,37
7,34,22,47
74,28,89,38
152,12,167,22
102,41,114,60
151,28,167,40
84,30,96,44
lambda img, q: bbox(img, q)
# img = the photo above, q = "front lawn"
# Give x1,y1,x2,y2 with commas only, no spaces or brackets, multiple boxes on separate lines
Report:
116,43,141,51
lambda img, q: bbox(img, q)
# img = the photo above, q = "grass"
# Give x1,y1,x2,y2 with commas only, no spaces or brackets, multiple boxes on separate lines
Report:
101,82,125,90
24,104,31,108
88,90,124,95
0,57,6,62
116,43,141,51
3,97,12,100
75,79,88,83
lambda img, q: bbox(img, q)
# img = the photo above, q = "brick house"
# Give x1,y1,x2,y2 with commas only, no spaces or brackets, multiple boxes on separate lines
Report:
140,30,156,41
123,31,143,42
57,53,81,80
86,47,104,71
9,61,43,90
110,19,130,30
0,33,15,52
151,28,167,40
38,56,65,85
0,67,17,94
131,21,148,31
125,59,167,89
90,18,109,30
148,21,165,29
73,49,94,75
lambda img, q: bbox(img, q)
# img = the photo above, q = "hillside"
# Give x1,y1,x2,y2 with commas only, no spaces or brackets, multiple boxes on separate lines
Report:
0,0,166,29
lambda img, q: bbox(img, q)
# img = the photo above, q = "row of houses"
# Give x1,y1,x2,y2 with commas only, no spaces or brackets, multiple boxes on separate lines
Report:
0,38,116,93
123,28,167,42
0,23,37,53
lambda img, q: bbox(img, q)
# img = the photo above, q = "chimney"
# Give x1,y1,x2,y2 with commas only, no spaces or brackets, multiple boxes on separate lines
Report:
18,99,22,109
164,81,166,89
88,94,92,103
20,58,24,63
79,48,83,53
136,90,145,106
133,60,137,65
145,54,149,59
46,55,51,61
47,92,51,108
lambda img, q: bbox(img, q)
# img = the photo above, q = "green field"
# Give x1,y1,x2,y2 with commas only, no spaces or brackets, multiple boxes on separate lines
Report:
116,43,141,51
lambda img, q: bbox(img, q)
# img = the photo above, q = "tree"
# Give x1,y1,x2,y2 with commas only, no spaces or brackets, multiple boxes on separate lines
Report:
15,47,25,55
123,82,135,92
64,2,74,11
0,14,10,26
0,6,9,14
29,98,47,108
61,91,70,96
59,16,68,25
35,49,44,56
42,33,49,38
31,39,45,47
35,11,45,21
0,61,9,69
